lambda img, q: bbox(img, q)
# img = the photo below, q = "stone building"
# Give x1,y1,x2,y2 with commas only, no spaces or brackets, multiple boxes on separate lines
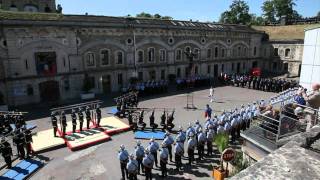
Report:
0,10,267,105
0,0,56,13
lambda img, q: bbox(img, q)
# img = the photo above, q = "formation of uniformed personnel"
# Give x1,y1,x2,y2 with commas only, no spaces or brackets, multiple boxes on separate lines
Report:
61,111,67,136
147,138,159,167
118,144,129,180
205,126,214,156
159,143,169,177
71,109,77,133
176,76,211,90
0,138,13,168
78,108,84,131
162,131,174,162
134,141,145,174
127,154,138,180
142,149,154,180
96,105,102,127
85,106,91,129
227,74,298,93
134,80,168,97
174,140,184,171
114,91,139,117
51,112,58,137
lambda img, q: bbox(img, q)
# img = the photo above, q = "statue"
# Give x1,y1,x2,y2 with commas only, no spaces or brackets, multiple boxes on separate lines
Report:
57,4,63,14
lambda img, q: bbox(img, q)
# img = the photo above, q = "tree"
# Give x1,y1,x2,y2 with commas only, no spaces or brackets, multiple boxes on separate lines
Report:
135,12,173,20
136,12,153,18
262,0,276,22
262,0,299,21
219,0,252,25
250,14,265,25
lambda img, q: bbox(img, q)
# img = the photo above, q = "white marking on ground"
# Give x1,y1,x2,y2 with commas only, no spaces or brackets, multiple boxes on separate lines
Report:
89,163,106,176
64,145,101,162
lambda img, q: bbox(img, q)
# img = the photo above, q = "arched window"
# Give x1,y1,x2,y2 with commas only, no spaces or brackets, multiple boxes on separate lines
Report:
85,52,95,67
159,49,166,62
285,48,291,57
214,47,219,58
221,48,225,58
207,49,211,59
137,50,144,63
100,49,110,66
24,4,39,12
253,46,257,56
116,51,124,64
243,47,247,57
176,49,182,61
148,48,155,62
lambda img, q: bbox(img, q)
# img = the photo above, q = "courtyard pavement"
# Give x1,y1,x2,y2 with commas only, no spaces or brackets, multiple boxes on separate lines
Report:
24,86,275,180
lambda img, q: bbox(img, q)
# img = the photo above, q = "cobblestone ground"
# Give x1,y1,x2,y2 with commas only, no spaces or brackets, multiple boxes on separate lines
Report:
26,86,275,180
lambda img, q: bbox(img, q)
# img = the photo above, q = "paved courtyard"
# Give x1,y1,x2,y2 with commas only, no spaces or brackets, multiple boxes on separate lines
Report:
27,86,275,180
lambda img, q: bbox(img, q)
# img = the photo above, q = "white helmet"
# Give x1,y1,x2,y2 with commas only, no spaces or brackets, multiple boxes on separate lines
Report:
120,144,125,150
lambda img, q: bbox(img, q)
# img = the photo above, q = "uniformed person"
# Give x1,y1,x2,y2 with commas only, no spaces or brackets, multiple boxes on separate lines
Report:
186,123,196,138
174,140,184,171
51,112,58,137
160,110,167,131
61,111,67,136
138,110,146,131
71,109,77,133
78,108,84,131
118,144,129,180
134,140,144,174
127,154,138,180
163,131,174,162
159,143,169,177
166,111,175,131
230,116,237,143
175,126,186,145
197,128,206,160
206,126,214,156
147,138,159,167
0,138,13,168
24,128,33,158
85,106,91,129
15,129,25,159
96,105,102,127
142,149,154,180
149,109,158,131
187,132,196,165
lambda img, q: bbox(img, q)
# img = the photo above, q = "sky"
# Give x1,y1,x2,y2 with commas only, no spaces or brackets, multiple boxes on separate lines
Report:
56,0,320,22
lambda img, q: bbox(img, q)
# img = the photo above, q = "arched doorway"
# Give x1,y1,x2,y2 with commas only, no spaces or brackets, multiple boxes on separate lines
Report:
39,81,60,102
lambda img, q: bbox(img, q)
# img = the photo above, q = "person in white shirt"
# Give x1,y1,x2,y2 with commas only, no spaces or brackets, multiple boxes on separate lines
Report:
209,86,214,102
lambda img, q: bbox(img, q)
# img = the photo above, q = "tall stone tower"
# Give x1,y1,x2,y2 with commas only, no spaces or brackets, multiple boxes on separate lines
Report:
0,0,56,13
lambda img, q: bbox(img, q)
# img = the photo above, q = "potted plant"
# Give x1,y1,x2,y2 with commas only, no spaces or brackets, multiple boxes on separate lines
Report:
81,74,95,100
213,133,229,180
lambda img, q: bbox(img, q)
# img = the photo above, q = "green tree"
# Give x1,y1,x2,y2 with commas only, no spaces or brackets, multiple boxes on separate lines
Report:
262,0,276,22
250,14,265,25
263,0,299,21
136,12,153,18
214,133,229,170
161,16,173,20
154,13,161,19
219,0,252,25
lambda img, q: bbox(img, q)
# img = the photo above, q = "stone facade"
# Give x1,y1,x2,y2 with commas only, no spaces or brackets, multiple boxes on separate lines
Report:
263,40,303,77
0,0,56,12
0,11,271,105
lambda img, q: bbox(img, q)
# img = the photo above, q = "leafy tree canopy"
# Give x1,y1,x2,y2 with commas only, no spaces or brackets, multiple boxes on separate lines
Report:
135,12,173,20
219,0,252,25
262,0,301,21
